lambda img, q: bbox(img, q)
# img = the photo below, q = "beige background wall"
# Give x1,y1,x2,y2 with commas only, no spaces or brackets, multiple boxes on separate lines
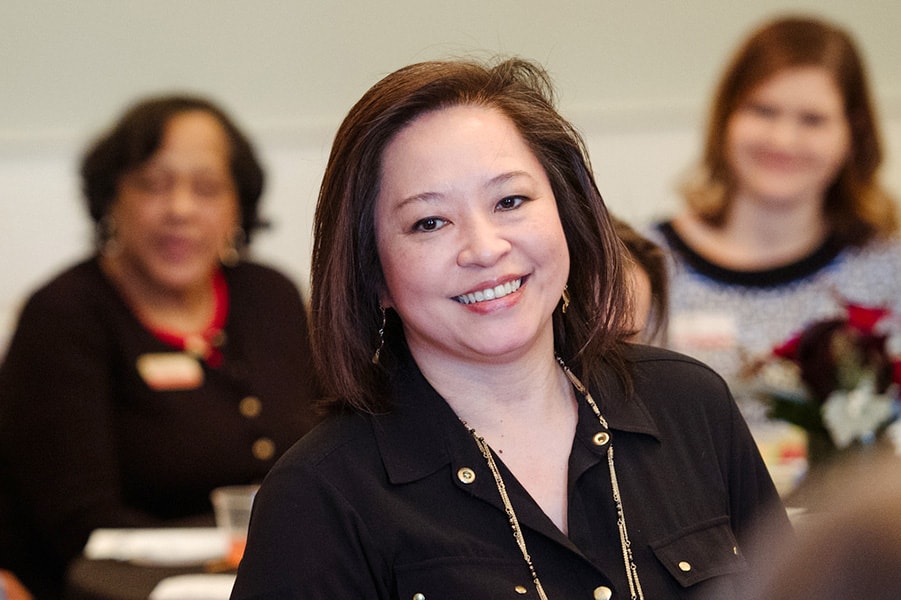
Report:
2,0,900,350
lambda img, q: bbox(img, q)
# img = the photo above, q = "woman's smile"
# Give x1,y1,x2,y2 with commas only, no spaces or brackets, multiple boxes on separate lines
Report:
753,149,802,171
454,277,523,305
156,234,200,260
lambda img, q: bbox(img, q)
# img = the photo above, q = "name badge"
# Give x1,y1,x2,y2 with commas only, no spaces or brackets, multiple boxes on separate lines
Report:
136,352,204,391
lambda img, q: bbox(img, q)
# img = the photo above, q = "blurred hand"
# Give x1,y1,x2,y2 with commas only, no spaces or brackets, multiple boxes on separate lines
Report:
0,570,33,600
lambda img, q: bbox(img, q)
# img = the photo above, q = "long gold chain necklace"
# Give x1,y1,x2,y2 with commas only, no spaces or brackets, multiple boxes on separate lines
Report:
462,357,645,600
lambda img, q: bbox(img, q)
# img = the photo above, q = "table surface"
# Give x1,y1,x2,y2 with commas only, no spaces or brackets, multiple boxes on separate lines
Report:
65,556,199,600
65,555,235,600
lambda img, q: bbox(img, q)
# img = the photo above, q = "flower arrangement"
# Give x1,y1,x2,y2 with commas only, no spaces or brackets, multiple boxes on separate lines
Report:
746,302,901,465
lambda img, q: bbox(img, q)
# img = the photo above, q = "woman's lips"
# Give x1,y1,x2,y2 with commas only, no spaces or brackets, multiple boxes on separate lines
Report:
157,236,198,261
454,277,523,305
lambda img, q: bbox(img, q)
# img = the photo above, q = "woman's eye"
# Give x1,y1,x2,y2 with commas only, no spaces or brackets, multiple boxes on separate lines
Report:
134,173,170,194
193,178,228,197
412,216,447,232
496,196,525,211
800,113,827,127
748,103,778,118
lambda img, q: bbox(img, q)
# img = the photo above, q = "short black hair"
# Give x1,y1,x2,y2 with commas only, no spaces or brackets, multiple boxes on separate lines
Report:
80,94,265,241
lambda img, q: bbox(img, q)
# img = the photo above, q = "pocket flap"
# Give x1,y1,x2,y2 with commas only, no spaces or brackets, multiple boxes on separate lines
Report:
650,516,747,587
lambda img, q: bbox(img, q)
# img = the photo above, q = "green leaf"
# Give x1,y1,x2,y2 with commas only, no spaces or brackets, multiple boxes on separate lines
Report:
765,393,825,431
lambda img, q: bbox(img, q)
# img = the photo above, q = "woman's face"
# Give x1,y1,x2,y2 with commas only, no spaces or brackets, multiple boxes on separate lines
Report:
374,104,570,367
109,110,240,293
726,66,851,209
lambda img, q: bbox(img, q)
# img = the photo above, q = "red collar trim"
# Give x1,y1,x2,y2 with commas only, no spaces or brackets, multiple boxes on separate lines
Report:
148,269,229,367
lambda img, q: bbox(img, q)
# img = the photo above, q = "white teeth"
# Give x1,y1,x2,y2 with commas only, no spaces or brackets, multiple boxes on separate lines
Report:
455,278,522,305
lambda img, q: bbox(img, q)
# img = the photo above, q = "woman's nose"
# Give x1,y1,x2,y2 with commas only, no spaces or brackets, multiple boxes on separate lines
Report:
456,217,511,267
768,117,801,149
167,180,197,216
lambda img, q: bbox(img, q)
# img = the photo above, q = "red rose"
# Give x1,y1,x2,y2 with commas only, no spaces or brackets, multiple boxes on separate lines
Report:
846,303,890,334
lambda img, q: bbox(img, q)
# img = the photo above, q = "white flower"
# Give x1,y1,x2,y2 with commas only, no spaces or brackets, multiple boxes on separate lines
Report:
886,331,901,360
821,377,895,449
758,360,805,393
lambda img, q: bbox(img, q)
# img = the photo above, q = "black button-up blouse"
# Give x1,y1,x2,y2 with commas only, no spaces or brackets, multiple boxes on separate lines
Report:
233,345,790,599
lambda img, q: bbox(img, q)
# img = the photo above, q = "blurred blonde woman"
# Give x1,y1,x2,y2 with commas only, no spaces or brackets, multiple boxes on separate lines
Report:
649,15,901,421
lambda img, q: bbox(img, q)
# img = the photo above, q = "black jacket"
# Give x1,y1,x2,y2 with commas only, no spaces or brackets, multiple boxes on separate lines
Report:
0,258,322,599
233,345,790,599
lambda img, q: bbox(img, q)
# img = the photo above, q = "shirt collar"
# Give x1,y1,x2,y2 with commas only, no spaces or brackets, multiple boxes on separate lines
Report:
371,353,661,485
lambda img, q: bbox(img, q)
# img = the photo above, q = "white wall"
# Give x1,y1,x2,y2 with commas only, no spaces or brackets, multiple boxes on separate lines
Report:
2,0,900,351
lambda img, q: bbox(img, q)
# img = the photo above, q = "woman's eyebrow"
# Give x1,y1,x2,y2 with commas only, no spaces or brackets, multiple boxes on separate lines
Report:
394,170,534,210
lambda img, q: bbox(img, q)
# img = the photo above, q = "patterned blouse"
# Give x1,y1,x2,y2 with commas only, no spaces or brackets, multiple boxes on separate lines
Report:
648,221,901,423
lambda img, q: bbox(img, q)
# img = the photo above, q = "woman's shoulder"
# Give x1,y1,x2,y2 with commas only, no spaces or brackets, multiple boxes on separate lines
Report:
622,343,733,406
223,261,304,299
852,234,901,260
832,235,901,281
225,261,299,286
644,217,703,269
647,215,699,251
833,235,901,305
625,343,726,378
3,258,120,362
19,257,111,315
272,412,377,471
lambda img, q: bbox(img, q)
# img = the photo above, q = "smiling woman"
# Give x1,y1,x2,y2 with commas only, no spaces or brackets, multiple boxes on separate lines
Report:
230,56,791,599
375,105,570,369
0,95,322,599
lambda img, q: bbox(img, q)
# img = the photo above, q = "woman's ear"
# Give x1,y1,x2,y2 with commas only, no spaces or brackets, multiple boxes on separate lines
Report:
378,289,394,310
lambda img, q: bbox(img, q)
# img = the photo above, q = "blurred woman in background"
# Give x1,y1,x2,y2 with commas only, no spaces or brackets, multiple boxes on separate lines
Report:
0,95,321,598
650,15,901,421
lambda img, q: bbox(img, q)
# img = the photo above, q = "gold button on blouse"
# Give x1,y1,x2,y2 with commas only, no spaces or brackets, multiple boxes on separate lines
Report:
413,594,426,600
592,431,610,446
593,585,613,600
239,396,262,418
252,437,275,461
514,585,528,594
457,467,476,484
678,560,692,572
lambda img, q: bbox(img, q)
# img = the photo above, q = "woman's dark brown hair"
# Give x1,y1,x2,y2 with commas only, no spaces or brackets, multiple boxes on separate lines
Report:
311,57,630,413
80,94,266,242
684,15,896,245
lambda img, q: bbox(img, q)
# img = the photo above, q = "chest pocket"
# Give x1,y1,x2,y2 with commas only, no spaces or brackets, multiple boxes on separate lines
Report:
649,515,747,587
396,557,549,599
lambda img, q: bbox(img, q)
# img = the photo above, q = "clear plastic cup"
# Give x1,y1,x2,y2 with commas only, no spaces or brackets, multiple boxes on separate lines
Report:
210,484,259,567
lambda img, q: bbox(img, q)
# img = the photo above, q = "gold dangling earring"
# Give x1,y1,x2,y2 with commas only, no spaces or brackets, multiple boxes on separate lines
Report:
220,227,245,267
97,215,121,258
371,306,387,365
561,284,571,314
